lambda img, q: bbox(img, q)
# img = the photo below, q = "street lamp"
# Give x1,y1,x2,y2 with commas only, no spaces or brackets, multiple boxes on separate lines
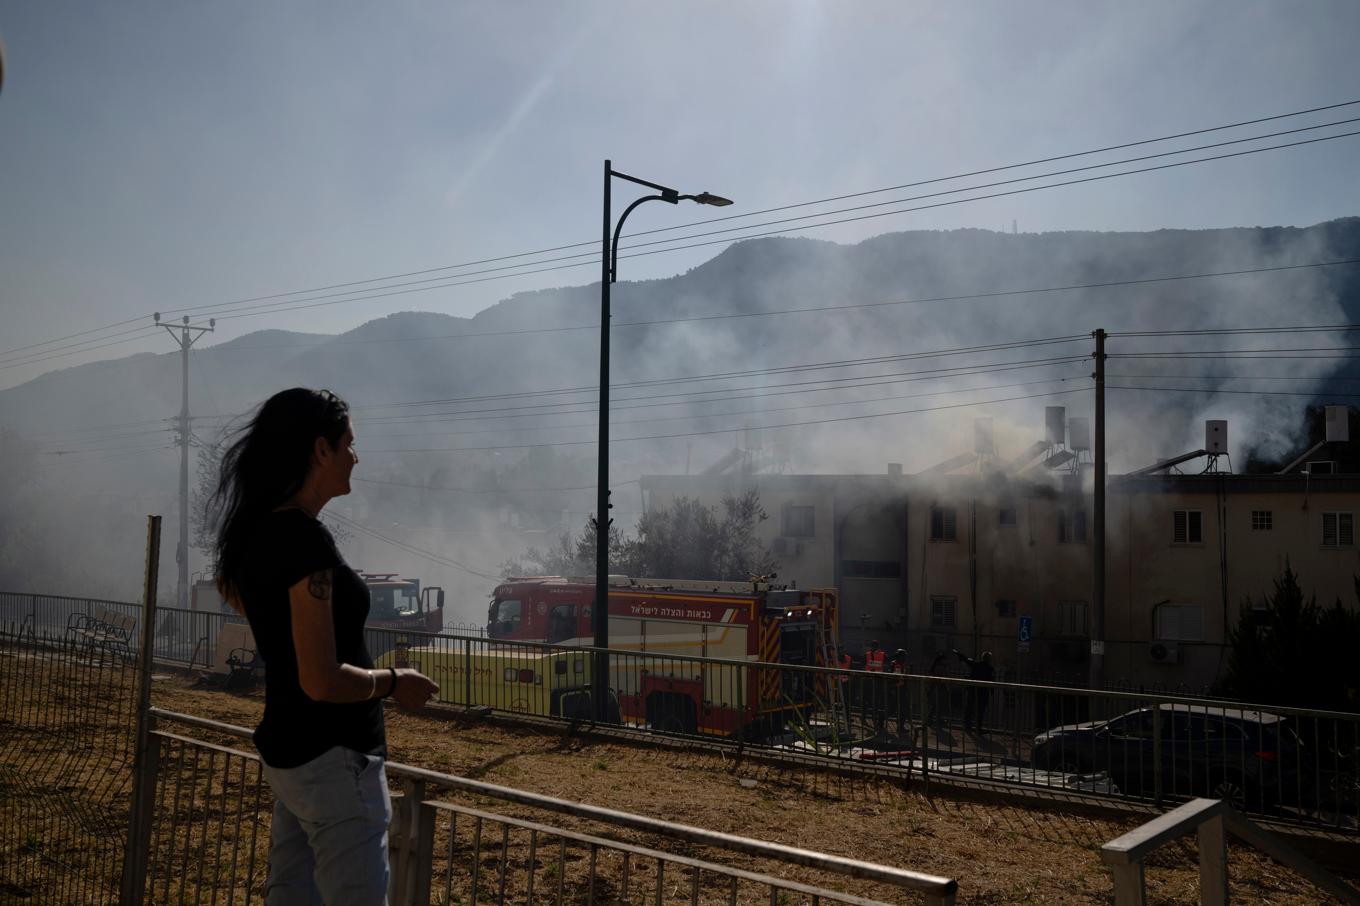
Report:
593,160,732,721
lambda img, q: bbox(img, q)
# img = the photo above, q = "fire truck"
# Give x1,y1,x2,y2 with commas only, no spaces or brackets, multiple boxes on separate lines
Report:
358,571,444,634
470,575,839,738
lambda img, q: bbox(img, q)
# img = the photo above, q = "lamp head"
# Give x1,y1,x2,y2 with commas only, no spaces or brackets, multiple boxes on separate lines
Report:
693,192,733,207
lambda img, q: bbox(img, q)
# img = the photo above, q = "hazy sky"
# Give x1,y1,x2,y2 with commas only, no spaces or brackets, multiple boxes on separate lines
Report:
2,1,1359,390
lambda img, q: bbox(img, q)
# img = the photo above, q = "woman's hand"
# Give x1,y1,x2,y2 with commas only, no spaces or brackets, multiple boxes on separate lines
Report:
390,668,439,711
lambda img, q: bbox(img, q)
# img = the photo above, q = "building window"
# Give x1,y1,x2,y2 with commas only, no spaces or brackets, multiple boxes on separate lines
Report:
930,506,957,542
1251,510,1272,531
1057,601,1087,637
1058,508,1087,543
998,506,1018,527
781,505,815,538
1323,512,1355,547
1155,603,1206,641
930,596,957,628
996,599,1017,618
841,560,902,579
1173,510,1203,544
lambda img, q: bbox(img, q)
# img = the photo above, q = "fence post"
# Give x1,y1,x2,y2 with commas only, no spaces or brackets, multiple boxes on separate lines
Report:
462,636,472,707
390,778,432,906
1110,861,1146,906
1197,815,1228,906
121,515,162,906
1152,701,1163,806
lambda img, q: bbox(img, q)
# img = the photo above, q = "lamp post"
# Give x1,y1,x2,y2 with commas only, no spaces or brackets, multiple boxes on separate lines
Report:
593,160,731,721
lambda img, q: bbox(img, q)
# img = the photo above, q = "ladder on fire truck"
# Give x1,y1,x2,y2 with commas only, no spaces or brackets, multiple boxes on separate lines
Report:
810,591,848,736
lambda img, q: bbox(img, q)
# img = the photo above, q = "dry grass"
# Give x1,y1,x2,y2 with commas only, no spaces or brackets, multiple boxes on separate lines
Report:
147,675,1356,905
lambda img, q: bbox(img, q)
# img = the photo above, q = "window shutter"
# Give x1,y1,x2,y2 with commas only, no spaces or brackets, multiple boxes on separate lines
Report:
1189,511,1202,543
1173,511,1187,543
944,508,956,541
1158,605,1178,639
1183,605,1205,641
1324,512,1338,546
1342,513,1355,547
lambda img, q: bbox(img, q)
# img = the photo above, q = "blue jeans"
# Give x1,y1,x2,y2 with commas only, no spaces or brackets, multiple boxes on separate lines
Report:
261,746,392,906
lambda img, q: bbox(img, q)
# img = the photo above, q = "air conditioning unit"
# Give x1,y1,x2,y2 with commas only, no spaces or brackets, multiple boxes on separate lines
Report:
1148,641,1181,664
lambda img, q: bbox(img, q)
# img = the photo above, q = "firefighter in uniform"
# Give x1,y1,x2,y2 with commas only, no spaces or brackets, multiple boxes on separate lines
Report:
864,641,886,731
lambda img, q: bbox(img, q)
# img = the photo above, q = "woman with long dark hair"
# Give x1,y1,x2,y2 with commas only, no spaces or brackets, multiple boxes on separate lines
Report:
213,387,437,905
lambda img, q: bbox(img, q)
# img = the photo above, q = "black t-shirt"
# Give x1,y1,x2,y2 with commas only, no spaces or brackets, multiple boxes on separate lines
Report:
238,508,385,768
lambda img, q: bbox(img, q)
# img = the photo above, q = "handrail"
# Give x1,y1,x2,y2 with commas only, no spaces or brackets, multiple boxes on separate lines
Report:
69,597,1359,721
1100,798,1360,905
149,706,959,900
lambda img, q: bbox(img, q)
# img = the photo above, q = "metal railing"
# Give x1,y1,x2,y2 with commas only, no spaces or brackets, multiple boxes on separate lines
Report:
4,590,1358,836
140,708,960,905
361,625,1360,833
1100,798,1360,905
0,621,140,902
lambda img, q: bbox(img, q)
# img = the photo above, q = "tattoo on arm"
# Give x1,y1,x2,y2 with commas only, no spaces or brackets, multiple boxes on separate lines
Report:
307,569,333,602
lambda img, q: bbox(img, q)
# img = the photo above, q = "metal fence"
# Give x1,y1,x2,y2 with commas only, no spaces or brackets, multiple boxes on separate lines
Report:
3,588,1357,848
136,709,958,905
348,622,1360,834
0,619,139,902
0,596,960,904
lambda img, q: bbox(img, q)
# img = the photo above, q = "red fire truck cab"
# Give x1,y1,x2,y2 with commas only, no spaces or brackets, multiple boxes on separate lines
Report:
486,576,838,738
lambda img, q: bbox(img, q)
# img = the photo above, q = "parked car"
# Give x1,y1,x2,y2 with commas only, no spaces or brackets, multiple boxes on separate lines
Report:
1030,704,1304,812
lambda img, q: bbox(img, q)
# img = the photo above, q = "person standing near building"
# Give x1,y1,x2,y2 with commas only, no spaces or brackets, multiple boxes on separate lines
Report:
863,640,886,729
954,649,995,733
213,388,439,905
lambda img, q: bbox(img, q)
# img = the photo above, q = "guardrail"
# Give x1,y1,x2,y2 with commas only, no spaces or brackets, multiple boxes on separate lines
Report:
4,591,1357,836
1100,798,1360,905
140,708,960,905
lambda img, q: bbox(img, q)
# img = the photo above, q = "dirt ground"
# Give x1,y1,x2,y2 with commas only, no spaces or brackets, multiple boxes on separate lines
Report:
148,675,1357,905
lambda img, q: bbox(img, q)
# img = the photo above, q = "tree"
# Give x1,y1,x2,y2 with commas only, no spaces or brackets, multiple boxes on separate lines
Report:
499,519,626,578
191,439,224,560
501,490,778,583
1221,561,1360,713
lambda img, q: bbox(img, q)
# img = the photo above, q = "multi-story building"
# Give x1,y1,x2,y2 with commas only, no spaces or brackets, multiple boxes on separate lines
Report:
640,408,1358,690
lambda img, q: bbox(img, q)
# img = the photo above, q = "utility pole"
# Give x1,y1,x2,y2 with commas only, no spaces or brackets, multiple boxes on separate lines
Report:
1089,328,1106,689
155,313,213,612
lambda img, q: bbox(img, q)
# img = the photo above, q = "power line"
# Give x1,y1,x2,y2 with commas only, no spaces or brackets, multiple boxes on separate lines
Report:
358,386,1092,455
356,360,1091,431
192,258,1360,356
1109,385,1360,399
154,99,1354,321
361,377,1087,443
352,335,1088,413
352,476,640,496
200,126,1360,326
11,98,1359,369
324,510,503,581
1111,346,1360,357
1111,324,1360,338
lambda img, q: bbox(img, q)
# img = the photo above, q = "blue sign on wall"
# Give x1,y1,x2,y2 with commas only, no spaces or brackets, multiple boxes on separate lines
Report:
1018,615,1033,643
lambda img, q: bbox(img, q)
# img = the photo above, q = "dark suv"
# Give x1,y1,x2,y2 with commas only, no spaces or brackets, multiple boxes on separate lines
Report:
1030,704,1303,811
